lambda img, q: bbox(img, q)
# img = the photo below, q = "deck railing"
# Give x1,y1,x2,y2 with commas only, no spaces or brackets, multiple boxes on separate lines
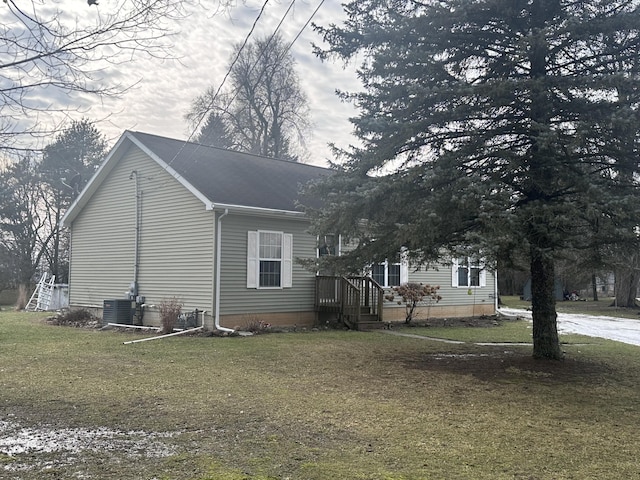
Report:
315,276,384,327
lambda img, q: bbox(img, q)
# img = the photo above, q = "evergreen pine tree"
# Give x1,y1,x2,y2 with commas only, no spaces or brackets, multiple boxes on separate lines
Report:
40,119,107,282
196,112,235,149
308,0,640,359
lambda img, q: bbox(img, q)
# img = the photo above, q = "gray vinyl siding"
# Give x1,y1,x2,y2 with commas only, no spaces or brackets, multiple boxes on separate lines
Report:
338,241,496,309
68,146,215,311
219,214,316,315
69,153,137,305
395,264,496,307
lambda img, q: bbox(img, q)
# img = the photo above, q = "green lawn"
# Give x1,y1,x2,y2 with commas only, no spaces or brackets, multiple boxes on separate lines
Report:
397,318,535,343
395,317,597,345
1,311,639,479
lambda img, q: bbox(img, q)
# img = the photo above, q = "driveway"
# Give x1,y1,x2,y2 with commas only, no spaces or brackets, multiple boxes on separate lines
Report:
499,307,640,347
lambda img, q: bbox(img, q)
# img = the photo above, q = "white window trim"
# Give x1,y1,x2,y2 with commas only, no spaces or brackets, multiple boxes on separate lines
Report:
247,230,293,289
370,255,408,288
451,257,486,288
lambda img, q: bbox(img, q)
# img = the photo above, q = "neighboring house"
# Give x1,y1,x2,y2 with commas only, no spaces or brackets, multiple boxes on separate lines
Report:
62,131,496,330
595,273,615,297
521,277,565,302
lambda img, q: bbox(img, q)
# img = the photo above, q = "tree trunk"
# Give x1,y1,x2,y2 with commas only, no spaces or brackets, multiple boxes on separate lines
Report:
530,246,563,360
614,267,639,308
591,273,598,302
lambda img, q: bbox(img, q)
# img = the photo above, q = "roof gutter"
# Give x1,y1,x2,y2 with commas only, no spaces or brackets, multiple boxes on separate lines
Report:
207,202,306,220
214,208,234,332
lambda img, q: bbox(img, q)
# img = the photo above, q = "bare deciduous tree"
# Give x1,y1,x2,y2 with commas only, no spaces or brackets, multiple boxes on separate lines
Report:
0,0,192,153
188,34,310,161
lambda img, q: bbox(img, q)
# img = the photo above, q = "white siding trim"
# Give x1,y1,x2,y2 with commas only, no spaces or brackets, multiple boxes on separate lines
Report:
247,231,258,288
283,233,293,288
451,259,459,287
126,133,213,209
400,249,409,284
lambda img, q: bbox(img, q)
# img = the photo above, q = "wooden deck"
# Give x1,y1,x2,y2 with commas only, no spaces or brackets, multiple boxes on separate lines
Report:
315,276,385,330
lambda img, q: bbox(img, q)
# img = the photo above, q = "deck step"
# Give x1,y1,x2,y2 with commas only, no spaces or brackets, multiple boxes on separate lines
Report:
356,314,385,331
356,321,385,331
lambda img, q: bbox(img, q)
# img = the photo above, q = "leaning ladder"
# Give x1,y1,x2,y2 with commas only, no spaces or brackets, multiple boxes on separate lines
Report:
25,273,56,311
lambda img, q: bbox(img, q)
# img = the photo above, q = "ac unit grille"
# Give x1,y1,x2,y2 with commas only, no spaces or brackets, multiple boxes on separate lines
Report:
103,299,133,325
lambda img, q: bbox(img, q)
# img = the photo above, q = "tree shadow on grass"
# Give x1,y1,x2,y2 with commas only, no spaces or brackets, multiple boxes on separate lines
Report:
393,346,615,384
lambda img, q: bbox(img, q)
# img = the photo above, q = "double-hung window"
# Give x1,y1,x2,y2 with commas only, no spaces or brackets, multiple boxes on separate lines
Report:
452,257,485,288
259,232,283,287
371,261,401,287
371,253,408,287
247,231,293,289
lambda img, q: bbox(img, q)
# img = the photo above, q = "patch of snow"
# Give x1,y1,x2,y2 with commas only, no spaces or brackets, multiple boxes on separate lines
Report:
431,353,492,359
0,421,177,461
499,307,640,346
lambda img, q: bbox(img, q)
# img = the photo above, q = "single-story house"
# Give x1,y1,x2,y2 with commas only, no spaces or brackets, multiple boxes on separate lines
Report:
61,131,497,330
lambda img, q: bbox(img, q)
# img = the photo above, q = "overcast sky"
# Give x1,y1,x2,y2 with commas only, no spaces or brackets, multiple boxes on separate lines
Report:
76,0,361,167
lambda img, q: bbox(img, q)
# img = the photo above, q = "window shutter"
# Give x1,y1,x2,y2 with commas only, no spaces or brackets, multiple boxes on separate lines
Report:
451,259,459,287
247,231,258,288
282,233,293,288
479,268,487,287
400,249,409,284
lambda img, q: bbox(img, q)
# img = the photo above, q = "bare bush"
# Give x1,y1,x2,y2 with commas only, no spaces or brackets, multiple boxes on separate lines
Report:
159,297,182,334
241,315,271,334
386,283,442,324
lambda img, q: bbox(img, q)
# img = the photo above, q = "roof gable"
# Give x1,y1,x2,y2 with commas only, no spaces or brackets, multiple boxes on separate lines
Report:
63,131,331,226
131,131,331,212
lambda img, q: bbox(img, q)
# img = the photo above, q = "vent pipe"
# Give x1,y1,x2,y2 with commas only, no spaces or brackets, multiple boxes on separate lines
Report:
129,170,141,297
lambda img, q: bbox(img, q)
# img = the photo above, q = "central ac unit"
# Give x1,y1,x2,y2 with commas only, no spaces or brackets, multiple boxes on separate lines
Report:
103,299,133,325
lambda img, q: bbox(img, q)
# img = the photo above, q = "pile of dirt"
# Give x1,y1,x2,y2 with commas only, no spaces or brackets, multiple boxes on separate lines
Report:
46,309,101,328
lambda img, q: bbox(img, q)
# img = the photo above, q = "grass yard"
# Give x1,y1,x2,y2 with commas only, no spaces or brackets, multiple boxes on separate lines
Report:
1,311,640,479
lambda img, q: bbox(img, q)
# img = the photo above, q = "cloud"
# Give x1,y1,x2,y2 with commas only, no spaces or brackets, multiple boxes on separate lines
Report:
11,0,362,165
113,0,363,164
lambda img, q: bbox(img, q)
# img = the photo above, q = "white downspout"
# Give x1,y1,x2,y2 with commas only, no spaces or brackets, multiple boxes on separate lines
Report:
494,268,499,312
215,209,234,332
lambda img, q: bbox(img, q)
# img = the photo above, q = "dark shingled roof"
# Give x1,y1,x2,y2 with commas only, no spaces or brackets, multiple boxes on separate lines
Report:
130,131,332,212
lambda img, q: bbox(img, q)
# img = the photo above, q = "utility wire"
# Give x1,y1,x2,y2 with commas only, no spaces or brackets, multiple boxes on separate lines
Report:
187,0,272,142
197,0,298,148
159,0,327,183
199,0,326,153
160,0,272,172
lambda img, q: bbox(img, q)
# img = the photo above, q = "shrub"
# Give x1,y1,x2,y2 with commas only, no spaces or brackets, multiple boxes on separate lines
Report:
241,315,271,334
159,297,182,334
387,283,442,324
47,309,100,328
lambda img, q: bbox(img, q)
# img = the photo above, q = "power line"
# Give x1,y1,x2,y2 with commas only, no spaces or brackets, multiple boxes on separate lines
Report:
187,0,273,142
199,0,326,152
197,0,298,148
159,0,327,183
284,0,325,53
159,0,272,173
